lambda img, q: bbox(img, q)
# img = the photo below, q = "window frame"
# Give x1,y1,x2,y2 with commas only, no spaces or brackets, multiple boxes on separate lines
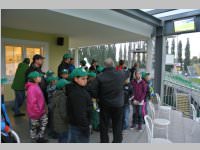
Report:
1,38,49,84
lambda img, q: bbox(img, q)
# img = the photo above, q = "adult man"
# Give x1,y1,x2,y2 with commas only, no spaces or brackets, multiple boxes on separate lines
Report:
130,63,139,81
69,58,75,73
89,58,129,143
58,53,72,78
89,59,97,73
25,54,47,103
12,58,30,117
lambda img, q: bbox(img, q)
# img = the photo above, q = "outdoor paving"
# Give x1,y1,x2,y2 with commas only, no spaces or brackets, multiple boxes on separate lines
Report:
4,102,200,143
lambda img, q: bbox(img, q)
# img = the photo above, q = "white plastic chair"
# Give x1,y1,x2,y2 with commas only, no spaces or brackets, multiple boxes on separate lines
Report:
191,104,200,122
155,93,172,121
149,102,170,139
190,104,200,135
144,115,172,144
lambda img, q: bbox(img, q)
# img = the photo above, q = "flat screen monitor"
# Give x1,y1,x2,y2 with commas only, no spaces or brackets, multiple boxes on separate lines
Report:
174,18,196,33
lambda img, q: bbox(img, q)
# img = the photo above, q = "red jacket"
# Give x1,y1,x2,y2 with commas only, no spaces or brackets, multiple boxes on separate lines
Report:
116,65,123,71
131,79,147,102
26,82,46,120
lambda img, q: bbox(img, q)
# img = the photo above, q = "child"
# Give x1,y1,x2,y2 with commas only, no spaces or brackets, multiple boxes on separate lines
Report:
123,78,133,131
87,72,100,132
67,68,93,143
48,79,71,143
131,70,147,131
26,71,48,143
141,72,155,116
60,69,69,80
46,75,58,138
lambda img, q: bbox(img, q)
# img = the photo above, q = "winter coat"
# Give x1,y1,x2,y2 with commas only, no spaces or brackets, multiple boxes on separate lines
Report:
88,67,130,107
131,79,147,102
26,82,46,120
66,82,93,132
12,62,29,91
25,63,47,98
48,90,68,134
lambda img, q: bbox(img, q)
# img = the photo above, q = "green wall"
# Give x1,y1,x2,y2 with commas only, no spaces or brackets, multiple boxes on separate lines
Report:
2,27,69,101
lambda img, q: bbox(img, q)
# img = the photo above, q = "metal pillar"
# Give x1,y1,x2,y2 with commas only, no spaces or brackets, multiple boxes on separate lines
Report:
154,26,166,97
74,48,79,67
146,39,153,73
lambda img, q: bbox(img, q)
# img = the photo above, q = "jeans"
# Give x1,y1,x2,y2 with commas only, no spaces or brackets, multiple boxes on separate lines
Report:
132,104,143,125
123,105,130,130
68,125,89,143
58,131,69,143
13,90,25,114
99,104,123,143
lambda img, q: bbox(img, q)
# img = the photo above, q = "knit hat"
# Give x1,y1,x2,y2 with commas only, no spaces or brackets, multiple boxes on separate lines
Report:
46,70,54,77
56,79,71,90
61,69,69,74
69,68,88,79
28,71,43,79
63,53,72,59
88,72,96,77
80,60,86,66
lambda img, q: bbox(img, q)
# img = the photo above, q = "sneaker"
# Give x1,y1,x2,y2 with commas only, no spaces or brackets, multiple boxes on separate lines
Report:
36,138,49,143
137,124,143,132
130,125,136,130
14,113,25,117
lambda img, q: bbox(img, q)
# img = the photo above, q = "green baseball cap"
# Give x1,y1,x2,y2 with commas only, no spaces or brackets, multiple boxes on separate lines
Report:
46,70,54,77
28,71,43,79
97,66,104,73
69,68,88,79
141,72,150,79
56,79,71,89
63,53,72,59
61,69,69,74
46,75,58,83
1,77,8,85
88,72,96,77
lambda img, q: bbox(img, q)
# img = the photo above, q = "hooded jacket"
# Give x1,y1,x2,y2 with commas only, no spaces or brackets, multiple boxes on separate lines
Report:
131,79,147,102
26,82,46,119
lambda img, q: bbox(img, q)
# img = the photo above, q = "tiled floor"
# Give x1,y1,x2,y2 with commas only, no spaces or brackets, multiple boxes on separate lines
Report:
4,102,200,143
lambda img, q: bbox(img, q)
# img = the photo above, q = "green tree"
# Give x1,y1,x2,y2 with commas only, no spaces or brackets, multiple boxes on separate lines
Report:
184,38,191,72
178,40,183,70
171,38,175,55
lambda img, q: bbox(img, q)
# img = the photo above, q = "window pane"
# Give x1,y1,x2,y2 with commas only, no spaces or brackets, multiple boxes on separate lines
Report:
5,45,23,77
26,47,42,62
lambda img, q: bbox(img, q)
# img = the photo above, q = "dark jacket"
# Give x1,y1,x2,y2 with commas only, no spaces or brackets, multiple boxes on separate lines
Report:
131,79,147,102
88,67,129,107
12,62,29,91
66,82,93,132
57,62,70,78
130,66,137,81
123,83,133,105
89,65,97,73
48,90,68,134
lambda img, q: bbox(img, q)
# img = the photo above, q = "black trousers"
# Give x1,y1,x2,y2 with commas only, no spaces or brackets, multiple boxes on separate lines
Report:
99,104,123,143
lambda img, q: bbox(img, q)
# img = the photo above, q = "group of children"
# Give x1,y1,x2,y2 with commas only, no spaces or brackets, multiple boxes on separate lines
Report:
25,61,104,143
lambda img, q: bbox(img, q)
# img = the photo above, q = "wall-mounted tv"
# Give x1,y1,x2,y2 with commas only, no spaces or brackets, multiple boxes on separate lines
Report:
174,17,196,33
